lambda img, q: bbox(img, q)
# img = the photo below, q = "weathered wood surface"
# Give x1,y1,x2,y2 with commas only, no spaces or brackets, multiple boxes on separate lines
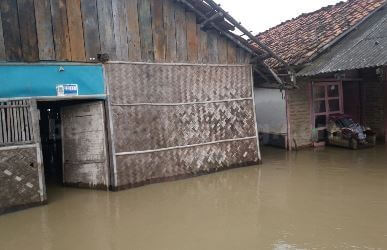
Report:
81,0,100,62
112,0,129,60
0,11,6,61
0,0,252,64
163,0,177,62
227,41,237,64
17,0,39,62
0,101,33,146
197,24,208,63
175,5,187,61
126,0,141,61
34,0,55,60
50,0,71,61
207,30,219,64
61,101,108,188
66,0,85,61
186,12,198,63
151,0,165,62
218,36,228,64
97,0,116,59
0,0,22,61
138,0,154,61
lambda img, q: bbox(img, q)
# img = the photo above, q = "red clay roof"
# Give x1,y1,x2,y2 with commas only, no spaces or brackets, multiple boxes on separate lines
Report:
256,0,386,68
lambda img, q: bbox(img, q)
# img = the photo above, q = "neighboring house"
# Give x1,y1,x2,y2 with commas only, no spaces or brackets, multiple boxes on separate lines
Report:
254,0,387,149
0,0,287,214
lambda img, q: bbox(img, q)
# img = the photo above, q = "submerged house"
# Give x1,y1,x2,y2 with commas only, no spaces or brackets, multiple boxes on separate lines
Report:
254,0,387,149
0,0,289,214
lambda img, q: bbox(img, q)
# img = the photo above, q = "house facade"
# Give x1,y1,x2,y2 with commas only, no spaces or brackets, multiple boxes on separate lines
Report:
255,0,387,149
0,0,289,214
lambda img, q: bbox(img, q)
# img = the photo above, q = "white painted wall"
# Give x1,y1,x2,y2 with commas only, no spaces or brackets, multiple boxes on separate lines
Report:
254,88,288,135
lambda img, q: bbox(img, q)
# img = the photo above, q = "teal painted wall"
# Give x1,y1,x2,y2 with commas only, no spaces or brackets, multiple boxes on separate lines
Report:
0,65,105,99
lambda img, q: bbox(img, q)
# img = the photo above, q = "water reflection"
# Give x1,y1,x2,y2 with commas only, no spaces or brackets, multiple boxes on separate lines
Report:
1,146,387,249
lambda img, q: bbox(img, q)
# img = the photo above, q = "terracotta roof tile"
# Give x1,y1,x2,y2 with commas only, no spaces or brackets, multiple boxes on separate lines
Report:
256,0,386,68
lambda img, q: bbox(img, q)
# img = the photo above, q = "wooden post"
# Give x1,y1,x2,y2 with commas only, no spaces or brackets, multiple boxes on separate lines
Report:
384,67,387,144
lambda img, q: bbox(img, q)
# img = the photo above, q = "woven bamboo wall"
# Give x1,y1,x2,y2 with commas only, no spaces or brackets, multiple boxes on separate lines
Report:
0,146,42,214
105,63,260,188
0,100,45,214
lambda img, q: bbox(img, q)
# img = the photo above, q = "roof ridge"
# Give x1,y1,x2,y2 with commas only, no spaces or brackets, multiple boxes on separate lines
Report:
256,0,353,37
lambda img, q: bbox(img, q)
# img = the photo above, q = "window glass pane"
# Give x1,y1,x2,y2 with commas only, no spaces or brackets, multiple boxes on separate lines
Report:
313,85,325,99
329,99,340,112
328,84,339,97
315,115,327,128
314,100,326,113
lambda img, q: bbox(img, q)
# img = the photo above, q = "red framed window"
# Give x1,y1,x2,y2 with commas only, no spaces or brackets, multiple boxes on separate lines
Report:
312,81,343,141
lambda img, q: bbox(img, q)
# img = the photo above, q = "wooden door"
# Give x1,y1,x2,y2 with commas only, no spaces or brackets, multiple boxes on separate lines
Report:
61,101,109,189
312,82,343,141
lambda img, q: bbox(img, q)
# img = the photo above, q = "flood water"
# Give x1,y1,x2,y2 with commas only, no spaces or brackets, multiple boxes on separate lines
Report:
1,145,387,250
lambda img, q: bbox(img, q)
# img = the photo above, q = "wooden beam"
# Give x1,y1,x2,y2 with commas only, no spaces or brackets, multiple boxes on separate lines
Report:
34,0,55,60
81,0,101,61
19,0,40,61
0,11,5,61
97,0,116,59
0,0,23,61
163,0,177,62
50,0,72,61
66,0,86,61
151,0,166,62
138,0,154,61
127,0,141,61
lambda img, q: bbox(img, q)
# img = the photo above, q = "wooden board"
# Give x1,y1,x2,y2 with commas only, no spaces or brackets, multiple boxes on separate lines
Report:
96,0,116,60
207,30,219,64
81,0,100,62
126,0,141,61
34,0,55,60
0,11,6,61
163,0,177,62
138,0,154,61
175,5,187,62
151,0,165,62
0,0,22,61
50,0,71,61
227,40,237,64
17,0,39,62
186,12,198,63
66,0,86,61
61,101,109,188
217,36,228,64
112,0,129,60
197,25,208,64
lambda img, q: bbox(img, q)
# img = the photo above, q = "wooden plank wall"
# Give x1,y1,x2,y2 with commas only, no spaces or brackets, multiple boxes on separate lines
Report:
0,0,251,64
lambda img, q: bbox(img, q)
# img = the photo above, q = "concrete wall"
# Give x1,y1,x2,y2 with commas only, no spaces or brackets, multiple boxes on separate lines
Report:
254,88,288,147
361,70,385,138
286,79,313,149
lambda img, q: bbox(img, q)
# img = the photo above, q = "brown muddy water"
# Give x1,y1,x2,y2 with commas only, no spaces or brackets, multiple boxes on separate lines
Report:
1,146,387,250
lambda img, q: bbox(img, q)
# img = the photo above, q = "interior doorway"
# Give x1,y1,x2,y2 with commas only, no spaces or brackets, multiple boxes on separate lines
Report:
37,100,109,191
